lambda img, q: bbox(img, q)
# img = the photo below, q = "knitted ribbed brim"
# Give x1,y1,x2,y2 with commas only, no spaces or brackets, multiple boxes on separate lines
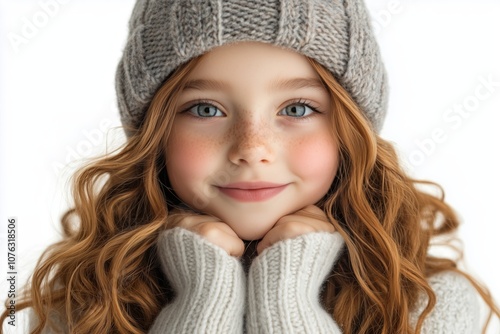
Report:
116,0,388,135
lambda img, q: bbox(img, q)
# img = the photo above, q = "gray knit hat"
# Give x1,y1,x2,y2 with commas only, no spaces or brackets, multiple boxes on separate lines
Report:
116,0,388,135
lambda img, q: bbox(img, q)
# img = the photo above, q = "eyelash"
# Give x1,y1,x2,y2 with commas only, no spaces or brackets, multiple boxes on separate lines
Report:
181,99,224,119
181,98,323,121
285,98,323,121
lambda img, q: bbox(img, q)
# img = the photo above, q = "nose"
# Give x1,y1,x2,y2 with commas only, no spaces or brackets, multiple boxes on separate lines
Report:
227,119,275,166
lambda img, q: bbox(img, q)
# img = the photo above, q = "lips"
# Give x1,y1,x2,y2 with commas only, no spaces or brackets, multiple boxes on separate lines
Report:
216,182,288,202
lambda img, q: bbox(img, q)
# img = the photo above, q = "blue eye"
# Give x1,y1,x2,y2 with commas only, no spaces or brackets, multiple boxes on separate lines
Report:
279,104,315,117
187,103,224,117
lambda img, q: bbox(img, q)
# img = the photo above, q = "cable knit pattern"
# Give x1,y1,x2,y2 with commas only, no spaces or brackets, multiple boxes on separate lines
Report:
412,271,481,333
28,229,480,333
149,227,245,333
116,0,388,135
246,232,345,333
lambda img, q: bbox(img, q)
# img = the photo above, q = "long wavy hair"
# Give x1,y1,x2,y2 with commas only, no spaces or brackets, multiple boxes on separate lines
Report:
2,55,499,333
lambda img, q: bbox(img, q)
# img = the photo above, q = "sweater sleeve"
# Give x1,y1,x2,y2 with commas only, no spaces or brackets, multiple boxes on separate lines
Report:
411,271,481,334
149,227,246,334
246,232,345,334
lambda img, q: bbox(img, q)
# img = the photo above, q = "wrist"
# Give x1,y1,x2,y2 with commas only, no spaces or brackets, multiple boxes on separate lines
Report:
151,227,246,333
246,232,344,332
157,227,246,300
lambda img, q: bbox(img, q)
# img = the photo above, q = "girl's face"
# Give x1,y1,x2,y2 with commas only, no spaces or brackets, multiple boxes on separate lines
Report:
165,42,339,240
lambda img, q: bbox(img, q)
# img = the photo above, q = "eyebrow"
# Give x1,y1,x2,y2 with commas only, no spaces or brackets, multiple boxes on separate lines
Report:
182,77,326,92
183,79,229,91
270,77,326,91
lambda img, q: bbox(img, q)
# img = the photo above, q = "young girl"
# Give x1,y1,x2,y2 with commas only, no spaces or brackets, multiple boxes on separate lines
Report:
2,0,499,333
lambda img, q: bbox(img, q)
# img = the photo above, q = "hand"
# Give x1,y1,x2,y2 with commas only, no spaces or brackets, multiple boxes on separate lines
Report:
168,209,245,257
256,205,335,254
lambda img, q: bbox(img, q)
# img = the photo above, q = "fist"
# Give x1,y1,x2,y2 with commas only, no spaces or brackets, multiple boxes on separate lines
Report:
256,205,335,254
168,209,245,258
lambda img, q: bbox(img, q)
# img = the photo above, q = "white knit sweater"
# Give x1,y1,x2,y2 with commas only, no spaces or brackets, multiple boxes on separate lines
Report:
29,227,480,333
149,227,480,333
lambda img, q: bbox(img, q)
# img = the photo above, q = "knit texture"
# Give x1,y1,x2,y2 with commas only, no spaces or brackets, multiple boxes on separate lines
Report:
410,271,481,333
116,0,388,135
149,227,245,333
29,228,480,333
246,232,344,333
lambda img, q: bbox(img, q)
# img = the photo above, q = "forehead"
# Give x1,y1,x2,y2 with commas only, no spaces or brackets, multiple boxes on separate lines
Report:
185,42,320,84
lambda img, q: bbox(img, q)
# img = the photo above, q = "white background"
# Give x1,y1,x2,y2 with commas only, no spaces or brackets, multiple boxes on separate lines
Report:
0,0,499,332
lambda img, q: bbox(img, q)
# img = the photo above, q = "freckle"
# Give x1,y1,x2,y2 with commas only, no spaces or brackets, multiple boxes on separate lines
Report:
294,137,305,146
224,121,244,142
223,119,274,148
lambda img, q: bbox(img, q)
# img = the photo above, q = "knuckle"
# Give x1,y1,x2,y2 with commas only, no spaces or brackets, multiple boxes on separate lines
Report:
171,215,193,228
233,241,245,257
283,221,315,235
195,222,223,239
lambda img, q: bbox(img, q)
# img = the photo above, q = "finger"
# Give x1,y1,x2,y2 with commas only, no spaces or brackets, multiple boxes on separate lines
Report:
295,205,330,222
257,206,336,254
274,212,335,233
220,228,245,258
194,222,245,257
257,221,317,254
169,213,221,229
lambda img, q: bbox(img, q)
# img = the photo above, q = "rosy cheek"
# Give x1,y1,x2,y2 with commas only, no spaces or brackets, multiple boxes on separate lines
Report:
166,132,215,192
290,134,339,186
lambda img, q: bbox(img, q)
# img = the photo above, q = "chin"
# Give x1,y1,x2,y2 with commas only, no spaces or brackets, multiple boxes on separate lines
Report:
218,206,303,241
234,227,269,241
226,219,276,241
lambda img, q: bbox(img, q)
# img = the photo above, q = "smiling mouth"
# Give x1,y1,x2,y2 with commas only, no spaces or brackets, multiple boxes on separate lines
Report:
216,183,288,202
